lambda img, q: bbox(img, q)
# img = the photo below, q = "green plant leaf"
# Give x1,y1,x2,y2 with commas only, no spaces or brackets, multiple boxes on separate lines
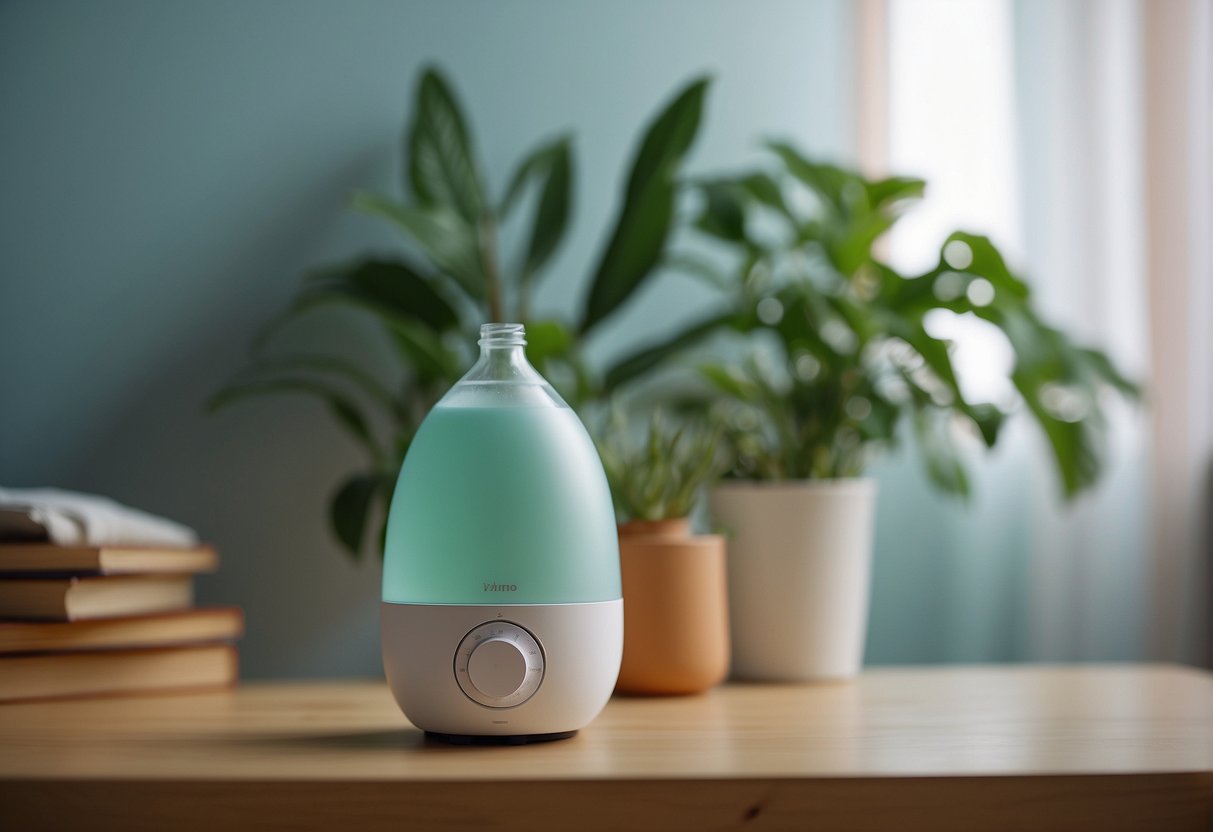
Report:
765,142,857,216
962,402,1006,448
624,77,710,204
407,67,484,223
330,472,389,560
351,192,485,300
594,408,727,522
865,176,926,209
1012,369,1103,497
830,212,894,275
945,232,1030,301
228,353,402,419
913,409,971,497
603,311,735,392
375,477,396,560
499,135,570,216
581,177,676,332
524,319,573,371
699,364,760,402
695,181,747,242
1077,347,1142,398
895,321,1004,447
382,315,464,383
662,252,732,290
580,78,711,333
310,259,459,329
736,171,789,214
680,141,1138,495
250,263,462,383
519,138,572,285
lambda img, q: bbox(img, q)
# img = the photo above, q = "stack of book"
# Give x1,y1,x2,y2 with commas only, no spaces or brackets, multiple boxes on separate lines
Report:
0,543,242,703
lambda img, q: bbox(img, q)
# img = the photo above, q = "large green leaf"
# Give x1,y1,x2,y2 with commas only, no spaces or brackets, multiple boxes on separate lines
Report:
766,142,856,216
865,175,926,210
352,192,485,300
580,78,711,333
308,258,459,329
913,408,971,497
946,232,1030,300
518,138,572,285
604,311,735,392
524,319,573,368
624,77,710,203
330,472,392,560
830,212,895,275
581,177,676,332
1077,347,1141,398
499,135,569,215
228,353,401,419
407,67,484,223
1013,369,1103,497
996,307,1124,497
381,316,464,383
896,320,1003,447
736,171,789,214
264,294,456,382
662,251,731,290
699,363,761,403
695,181,747,243
250,264,461,382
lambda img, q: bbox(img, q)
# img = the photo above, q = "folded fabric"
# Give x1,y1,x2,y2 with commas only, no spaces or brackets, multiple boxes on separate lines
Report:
0,487,199,548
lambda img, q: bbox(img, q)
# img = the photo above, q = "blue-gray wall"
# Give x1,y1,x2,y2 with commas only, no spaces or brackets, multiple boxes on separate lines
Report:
1,0,862,676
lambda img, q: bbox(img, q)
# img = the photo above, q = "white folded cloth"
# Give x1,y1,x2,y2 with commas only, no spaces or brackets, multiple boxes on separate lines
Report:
0,487,199,548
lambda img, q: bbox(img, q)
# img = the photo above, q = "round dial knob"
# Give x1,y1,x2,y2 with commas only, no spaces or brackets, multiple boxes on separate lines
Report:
467,639,527,698
455,621,544,708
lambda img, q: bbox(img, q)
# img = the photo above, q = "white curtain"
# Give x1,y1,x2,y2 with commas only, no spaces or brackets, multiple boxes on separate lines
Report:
876,0,1210,664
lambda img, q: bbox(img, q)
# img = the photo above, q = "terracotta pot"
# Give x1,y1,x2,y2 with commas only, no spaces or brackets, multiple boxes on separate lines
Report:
617,517,691,540
615,521,730,696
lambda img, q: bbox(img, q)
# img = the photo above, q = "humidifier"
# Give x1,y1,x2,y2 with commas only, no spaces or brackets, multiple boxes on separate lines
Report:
381,323,622,741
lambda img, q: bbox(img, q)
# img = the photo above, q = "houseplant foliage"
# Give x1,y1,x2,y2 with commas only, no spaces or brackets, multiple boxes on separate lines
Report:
595,410,728,524
210,67,711,559
595,410,731,696
641,141,1140,681
642,141,1138,496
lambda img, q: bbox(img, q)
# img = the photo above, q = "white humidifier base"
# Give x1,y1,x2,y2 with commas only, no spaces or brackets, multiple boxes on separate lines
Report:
381,599,623,739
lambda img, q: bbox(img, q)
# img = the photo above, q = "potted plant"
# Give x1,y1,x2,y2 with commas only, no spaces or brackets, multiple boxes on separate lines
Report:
616,142,1139,680
596,411,730,695
210,67,711,560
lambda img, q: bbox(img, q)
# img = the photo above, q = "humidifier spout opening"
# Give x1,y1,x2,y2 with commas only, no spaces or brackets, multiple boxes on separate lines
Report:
478,322,527,348
466,323,546,389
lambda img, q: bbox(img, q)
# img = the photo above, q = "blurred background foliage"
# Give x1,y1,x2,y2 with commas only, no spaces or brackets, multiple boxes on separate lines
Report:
213,64,1136,559
212,68,713,555
677,145,1139,494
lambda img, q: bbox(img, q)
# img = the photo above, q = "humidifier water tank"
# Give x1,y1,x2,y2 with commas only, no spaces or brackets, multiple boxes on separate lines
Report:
381,323,622,741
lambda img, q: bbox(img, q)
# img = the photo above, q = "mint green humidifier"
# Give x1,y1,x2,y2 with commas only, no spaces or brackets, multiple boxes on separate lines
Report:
381,323,622,742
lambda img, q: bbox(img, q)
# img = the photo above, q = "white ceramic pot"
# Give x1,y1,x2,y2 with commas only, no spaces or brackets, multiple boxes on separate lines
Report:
709,479,877,681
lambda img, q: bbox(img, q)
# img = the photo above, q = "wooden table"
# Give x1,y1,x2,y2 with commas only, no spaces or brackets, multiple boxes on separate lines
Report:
1,665,1210,831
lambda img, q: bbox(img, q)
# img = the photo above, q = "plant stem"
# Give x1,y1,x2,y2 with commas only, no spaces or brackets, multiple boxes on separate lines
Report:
479,215,505,322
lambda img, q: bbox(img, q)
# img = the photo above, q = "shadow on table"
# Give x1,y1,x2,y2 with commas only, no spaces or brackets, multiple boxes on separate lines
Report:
206,728,562,752
198,728,428,751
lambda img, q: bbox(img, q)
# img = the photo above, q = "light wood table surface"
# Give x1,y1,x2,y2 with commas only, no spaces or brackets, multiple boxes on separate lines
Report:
1,664,1210,831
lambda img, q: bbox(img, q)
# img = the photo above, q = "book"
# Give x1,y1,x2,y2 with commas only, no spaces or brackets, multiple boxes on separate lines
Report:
0,643,237,703
0,607,243,653
0,575,193,621
0,543,217,576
